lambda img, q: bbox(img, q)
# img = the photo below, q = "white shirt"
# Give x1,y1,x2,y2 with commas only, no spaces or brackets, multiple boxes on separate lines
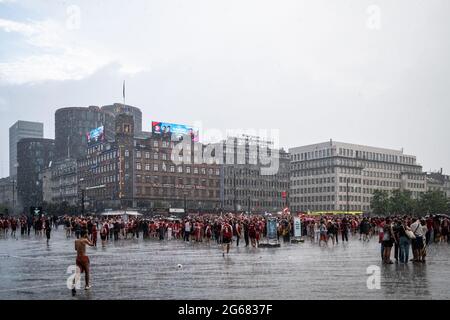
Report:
411,221,426,237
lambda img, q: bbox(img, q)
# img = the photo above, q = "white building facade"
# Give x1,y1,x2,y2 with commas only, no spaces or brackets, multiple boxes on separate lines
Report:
289,140,426,213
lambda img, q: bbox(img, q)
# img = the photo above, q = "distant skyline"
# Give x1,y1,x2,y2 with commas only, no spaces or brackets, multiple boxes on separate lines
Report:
1,0,449,177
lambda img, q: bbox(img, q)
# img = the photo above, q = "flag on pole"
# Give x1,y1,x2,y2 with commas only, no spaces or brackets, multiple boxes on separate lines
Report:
122,80,125,103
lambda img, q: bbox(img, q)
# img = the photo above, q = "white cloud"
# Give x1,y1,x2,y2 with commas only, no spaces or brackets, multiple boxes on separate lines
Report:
0,18,125,84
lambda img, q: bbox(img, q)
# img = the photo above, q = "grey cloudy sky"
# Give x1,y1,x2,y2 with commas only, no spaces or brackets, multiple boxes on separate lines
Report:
0,0,449,177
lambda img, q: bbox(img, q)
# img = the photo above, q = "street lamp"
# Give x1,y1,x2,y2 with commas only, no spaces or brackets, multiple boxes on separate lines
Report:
346,177,349,214
183,191,188,214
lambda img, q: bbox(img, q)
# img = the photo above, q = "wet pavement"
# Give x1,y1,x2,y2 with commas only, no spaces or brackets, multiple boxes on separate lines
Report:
1,229,449,300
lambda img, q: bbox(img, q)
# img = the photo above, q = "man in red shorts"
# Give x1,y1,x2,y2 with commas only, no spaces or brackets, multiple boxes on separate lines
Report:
73,231,94,294
221,220,233,257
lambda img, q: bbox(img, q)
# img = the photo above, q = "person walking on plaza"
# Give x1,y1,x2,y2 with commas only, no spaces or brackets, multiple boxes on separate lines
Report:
184,219,191,242
234,220,241,247
100,222,108,247
382,218,394,264
10,217,17,238
73,231,94,294
319,220,327,246
243,219,250,247
398,220,412,264
411,218,425,262
91,223,98,247
44,217,51,244
341,217,349,242
221,220,233,257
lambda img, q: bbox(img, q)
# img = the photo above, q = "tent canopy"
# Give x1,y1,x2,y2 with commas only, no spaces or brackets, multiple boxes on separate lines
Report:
100,210,143,216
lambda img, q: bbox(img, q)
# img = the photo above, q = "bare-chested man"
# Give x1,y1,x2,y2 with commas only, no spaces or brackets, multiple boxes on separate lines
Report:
73,231,94,294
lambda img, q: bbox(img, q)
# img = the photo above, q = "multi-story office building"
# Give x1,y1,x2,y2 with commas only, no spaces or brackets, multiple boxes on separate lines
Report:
77,114,221,212
9,121,44,177
212,136,290,213
41,158,78,206
0,177,15,212
16,138,55,210
54,106,116,160
289,140,426,213
426,170,450,198
101,103,143,136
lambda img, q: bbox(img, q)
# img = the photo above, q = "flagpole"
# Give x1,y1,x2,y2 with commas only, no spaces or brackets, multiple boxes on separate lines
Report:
123,80,126,106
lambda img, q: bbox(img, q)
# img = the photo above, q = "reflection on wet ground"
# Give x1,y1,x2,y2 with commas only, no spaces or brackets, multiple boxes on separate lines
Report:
1,229,449,300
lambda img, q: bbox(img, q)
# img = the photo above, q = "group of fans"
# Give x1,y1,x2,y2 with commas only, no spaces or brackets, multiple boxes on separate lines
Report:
0,215,58,243
1,212,449,262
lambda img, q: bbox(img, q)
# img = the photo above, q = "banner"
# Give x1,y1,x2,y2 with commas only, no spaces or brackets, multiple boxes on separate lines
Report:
293,217,301,237
152,121,199,142
267,218,277,240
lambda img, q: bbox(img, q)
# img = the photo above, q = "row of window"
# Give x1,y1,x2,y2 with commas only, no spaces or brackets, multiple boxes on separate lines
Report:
223,200,285,208
291,148,334,161
135,187,217,198
224,178,289,188
223,189,285,198
291,186,336,194
292,176,336,186
135,162,220,175
291,159,421,173
292,205,370,211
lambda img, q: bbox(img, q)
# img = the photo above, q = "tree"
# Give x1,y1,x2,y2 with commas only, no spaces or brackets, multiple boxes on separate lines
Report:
389,189,417,215
417,190,448,215
371,190,390,215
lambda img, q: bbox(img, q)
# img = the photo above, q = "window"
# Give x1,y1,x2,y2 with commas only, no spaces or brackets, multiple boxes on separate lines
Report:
153,141,159,147
145,152,150,159
201,168,206,175
153,164,158,171
170,166,175,172
153,153,158,160
145,164,150,171
186,166,191,173
136,162,141,170
194,167,199,174
162,162,167,171
136,151,141,158
177,166,183,173
125,150,129,157
162,153,167,160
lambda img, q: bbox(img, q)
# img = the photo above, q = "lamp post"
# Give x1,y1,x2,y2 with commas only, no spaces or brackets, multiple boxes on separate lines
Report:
12,178,16,215
346,177,349,215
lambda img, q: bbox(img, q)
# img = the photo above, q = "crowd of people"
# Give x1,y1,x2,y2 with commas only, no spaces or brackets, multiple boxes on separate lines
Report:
1,212,449,262
2,211,449,293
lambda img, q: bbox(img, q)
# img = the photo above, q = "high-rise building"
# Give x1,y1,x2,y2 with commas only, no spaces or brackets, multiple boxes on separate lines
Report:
54,106,115,160
9,121,44,177
289,140,426,213
16,138,55,210
101,103,142,136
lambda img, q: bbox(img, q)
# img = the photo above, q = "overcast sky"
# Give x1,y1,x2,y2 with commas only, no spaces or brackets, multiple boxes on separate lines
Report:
0,0,449,177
